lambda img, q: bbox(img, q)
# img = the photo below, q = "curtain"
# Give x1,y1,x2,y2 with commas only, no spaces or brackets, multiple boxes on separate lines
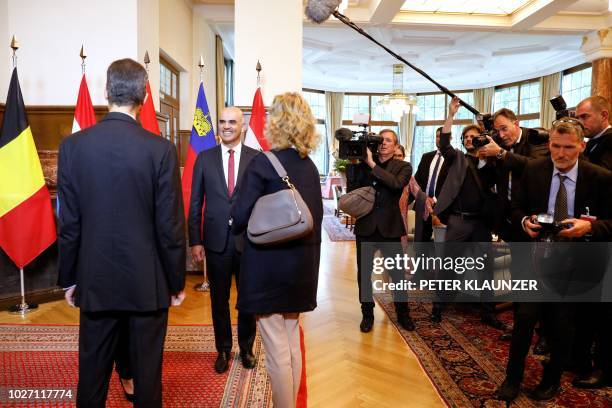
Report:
474,87,495,115
540,72,561,128
401,111,416,159
215,35,225,119
325,91,344,155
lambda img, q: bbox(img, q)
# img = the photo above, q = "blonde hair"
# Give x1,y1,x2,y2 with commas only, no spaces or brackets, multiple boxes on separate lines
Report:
266,92,320,158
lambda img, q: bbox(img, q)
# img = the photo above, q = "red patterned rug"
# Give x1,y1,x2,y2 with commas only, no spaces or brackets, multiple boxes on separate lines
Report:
375,294,612,408
0,324,271,407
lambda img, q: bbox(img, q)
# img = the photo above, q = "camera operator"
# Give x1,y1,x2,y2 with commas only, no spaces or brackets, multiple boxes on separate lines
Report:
477,108,549,242
570,95,612,390
496,119,612,402
346,129,413,333
427,97,503,329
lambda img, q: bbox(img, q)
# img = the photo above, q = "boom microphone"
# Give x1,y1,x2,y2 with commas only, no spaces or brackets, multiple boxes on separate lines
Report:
305,0,342,24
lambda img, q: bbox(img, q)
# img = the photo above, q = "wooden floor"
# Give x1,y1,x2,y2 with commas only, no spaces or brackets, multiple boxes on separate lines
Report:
0,233,445,408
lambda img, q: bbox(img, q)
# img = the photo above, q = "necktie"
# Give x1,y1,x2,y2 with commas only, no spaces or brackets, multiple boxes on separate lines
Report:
586,138,598,156
228,149,235,197
427,153,441,198
554,174,568,222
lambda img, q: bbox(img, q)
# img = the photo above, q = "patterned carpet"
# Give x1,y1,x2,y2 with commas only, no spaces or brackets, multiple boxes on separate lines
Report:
0,324,271,407
375,294,612,408
322,200,355,242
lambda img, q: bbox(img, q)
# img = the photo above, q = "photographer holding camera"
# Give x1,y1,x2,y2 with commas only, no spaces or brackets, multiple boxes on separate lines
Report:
495,118,612,402
345,129,413,333
477,108,550,241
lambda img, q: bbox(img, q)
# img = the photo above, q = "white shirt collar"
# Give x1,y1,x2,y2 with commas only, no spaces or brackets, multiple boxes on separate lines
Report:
514,128,522,146
591,125,611,141
553,159,579,183
221,142,242,156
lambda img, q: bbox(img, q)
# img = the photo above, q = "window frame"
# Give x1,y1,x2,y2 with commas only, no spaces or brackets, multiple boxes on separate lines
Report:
493,78,540,125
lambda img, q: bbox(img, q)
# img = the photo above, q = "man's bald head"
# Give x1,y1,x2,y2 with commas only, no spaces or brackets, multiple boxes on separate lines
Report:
218,106,244,147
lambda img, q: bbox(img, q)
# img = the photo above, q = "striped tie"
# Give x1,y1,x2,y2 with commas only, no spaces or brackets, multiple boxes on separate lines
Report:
554,174,568,222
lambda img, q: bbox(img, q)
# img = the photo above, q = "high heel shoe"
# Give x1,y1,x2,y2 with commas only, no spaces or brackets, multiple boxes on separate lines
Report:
119,377,135,402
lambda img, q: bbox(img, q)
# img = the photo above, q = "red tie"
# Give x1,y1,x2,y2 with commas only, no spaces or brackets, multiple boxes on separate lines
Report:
228,149,235,197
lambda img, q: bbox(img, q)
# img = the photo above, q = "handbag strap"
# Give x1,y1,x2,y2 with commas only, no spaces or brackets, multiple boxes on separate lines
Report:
263,151,288,178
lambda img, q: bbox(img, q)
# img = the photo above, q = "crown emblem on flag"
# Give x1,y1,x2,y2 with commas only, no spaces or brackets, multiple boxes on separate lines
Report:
193,108,212,137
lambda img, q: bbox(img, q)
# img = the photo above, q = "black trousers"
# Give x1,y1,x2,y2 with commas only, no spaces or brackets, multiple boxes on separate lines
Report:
113,321,131,379
572,302,612,376
506,302,575,384
77,308,168,408
205,229,256,353
356,229,409,317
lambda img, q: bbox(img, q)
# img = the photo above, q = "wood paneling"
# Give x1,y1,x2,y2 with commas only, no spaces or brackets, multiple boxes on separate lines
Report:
592,58,612,120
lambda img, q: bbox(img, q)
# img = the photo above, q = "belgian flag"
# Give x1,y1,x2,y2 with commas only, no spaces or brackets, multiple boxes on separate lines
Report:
0,68,56,269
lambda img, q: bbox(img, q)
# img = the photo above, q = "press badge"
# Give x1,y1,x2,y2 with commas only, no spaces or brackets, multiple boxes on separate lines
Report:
580,206,597,222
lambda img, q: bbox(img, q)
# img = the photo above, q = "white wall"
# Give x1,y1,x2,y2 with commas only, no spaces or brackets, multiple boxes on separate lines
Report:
0,0,9,101
192,8,218,129
234,0,302,106
4,0,139,106
138,0,160,105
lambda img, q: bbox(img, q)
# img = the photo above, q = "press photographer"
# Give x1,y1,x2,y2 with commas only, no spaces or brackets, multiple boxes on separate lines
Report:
345,129,413,333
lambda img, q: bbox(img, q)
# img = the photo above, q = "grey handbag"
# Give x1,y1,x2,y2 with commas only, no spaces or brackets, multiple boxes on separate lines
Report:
247,151,314,245
338,186,375,219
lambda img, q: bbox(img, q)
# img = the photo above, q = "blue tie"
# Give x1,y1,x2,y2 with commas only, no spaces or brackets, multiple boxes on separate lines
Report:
428,153,442,198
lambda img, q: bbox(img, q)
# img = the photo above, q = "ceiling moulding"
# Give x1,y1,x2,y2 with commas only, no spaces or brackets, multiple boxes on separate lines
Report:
303,38,333,52
193,4,233,23
581,28,612,61
390,36,455,46
435,53,487,62
510,0,579,31
492,45,550,56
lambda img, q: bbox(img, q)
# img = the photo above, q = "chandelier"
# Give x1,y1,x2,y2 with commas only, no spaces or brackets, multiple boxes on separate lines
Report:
377,64,418,119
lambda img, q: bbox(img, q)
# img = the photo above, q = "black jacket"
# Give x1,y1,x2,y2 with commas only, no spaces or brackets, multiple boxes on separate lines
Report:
413,149,450,199
57,112,185,312
346,158,412,238
511,157,612,242
585,127,612,171
188,144,259,252
231,149,323,315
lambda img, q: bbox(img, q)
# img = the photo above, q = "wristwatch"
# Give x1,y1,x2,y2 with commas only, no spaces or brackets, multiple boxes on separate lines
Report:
496,148,506,160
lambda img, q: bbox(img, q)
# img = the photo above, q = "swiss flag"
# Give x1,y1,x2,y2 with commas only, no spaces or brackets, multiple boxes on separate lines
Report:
244,87,269,151
71,74,96,133
140,81,160,135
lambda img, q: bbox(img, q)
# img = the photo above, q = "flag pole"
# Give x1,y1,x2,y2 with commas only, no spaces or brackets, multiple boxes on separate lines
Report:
7,37,38,315
144,50,150,73
80,44,87,75
194,54,210,293
256,60,262,88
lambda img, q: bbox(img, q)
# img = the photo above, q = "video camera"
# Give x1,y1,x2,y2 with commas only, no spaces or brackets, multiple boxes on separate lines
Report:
335,114,384,160
550,95,576,120
534,213,572,242
471,113,499,148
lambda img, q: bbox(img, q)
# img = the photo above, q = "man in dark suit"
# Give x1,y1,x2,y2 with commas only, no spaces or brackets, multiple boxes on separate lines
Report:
346,129,413,333
411,127,450,243
496,118,612,402
58,58,186,408
571,95,612,389
188,107,258,374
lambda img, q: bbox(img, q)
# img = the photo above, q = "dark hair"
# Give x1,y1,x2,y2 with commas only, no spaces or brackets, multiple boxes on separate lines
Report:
492,108,518,122
380,128,398,145
395,144,406,158
551,117,584,141
106,58,147,107
436,126,443,135
461,124,482,139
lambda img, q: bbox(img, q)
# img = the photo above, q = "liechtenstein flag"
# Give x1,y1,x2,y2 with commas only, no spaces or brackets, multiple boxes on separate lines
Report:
181,82,216,218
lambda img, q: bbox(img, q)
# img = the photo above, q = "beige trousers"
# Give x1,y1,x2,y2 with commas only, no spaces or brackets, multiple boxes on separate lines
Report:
257,313,302,408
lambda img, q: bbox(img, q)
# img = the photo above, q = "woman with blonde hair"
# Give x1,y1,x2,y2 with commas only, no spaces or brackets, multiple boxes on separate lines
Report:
231,92,323,408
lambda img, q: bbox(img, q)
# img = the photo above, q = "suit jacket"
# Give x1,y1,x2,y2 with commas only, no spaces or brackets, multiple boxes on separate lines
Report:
346,158,412,238
413,150,450,198
511,157,612,242
57,112,186,312
230,148,323,315
585,127,612,171
188,143,259,252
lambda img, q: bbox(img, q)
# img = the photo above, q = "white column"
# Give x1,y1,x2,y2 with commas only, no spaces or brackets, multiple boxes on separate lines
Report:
137,0,160,106
234,0,302,107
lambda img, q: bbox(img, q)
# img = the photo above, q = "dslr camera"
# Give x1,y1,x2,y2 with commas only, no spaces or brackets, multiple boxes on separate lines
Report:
533,213,572,242
335,114,383,160
550,95,576,120
471,113,499,148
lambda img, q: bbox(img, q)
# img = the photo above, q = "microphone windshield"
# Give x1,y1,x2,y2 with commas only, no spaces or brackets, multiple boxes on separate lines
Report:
305,0,342,24
335,127,354,141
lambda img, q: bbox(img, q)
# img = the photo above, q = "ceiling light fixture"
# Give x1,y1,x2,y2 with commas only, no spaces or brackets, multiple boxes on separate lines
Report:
377,64,418,119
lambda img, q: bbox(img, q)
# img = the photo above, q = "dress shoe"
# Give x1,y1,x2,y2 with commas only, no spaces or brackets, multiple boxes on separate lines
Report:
119,377,135,403
527,380,560,401
215,351,230,374
430,307,442,323
533,336,550,355
360,315,374,333
240,350,256,369
495,378,520,402
481,314,508,331
572,369,610,389
397,313,415,331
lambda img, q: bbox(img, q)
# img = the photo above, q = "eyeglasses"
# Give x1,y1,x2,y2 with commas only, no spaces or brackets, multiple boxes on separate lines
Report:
552,118,584,130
